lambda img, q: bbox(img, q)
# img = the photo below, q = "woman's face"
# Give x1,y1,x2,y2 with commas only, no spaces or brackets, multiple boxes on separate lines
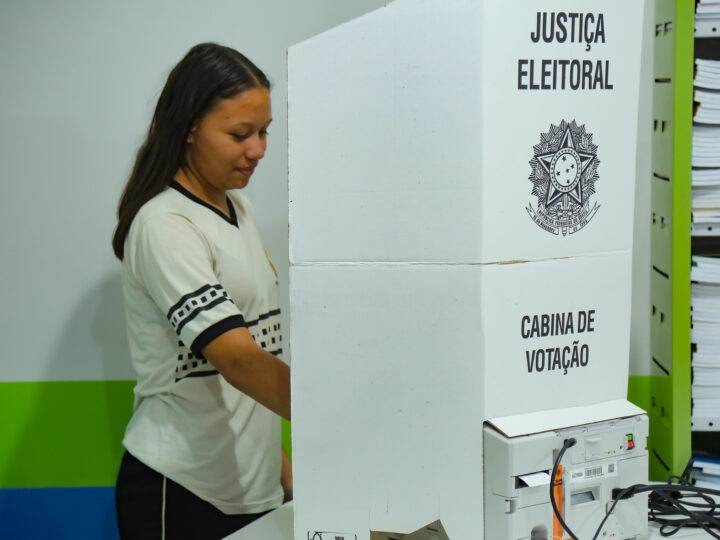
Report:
185,86,272,191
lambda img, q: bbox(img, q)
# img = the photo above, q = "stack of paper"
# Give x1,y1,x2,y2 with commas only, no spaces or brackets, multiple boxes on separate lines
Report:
692,126,720,166
693,168,720,186
695,59,720,90
693,186,720,208
696,1,720,38
692,257,720,282
692,171,720,235
695,88,720,124
692,456,720,487
691,258,720,430
693,59,720,235
691,171,720,234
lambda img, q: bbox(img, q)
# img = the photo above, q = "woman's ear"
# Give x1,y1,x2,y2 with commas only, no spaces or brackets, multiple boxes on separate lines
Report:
186,123,198,144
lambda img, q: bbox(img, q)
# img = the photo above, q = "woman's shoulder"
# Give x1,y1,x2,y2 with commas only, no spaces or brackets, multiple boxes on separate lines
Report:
123,191,211,275
133,187,199,228
127,189,203,248
136,186,182,217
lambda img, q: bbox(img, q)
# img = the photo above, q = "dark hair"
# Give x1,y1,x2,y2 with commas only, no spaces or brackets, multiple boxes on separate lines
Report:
112,42,271,259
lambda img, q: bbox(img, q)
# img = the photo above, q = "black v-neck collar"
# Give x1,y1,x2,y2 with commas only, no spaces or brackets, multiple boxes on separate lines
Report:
170,181,238,228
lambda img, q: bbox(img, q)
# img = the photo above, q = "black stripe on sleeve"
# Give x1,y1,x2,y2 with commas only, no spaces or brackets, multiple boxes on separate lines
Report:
166,284,219,320
175,369,220,382
190,314,247,356
245,309,282,328
175,296,231,335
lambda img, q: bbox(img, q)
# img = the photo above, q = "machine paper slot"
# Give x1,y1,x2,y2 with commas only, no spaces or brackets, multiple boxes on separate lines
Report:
515,471,551,488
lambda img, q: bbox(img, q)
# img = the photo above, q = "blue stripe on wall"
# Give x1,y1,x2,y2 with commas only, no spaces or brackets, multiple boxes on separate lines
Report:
0,487,119,540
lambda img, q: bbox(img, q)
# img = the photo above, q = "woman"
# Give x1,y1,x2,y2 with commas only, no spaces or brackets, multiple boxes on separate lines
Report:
112,43,291,539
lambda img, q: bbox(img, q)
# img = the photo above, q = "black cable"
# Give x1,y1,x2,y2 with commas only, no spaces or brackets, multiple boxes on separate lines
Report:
548,445,720,539
649,477,720,538
590,479,720,539
590,483,640,540
549,437,579,540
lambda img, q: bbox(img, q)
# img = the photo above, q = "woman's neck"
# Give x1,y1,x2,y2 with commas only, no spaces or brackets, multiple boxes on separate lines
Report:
174,167,229,216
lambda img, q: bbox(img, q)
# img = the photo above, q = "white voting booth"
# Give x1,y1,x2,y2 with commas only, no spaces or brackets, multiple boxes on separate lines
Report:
287,1,645,539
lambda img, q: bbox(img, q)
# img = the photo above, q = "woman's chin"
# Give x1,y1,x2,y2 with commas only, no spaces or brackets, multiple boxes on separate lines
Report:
225,178,249,190
229,171,251,189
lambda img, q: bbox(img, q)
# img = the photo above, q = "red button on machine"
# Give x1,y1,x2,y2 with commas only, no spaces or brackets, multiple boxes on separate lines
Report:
626,434,635,450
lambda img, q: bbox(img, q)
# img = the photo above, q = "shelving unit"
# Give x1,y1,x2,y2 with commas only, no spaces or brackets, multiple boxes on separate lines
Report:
690,24,720,452
631,0,720,480
632,0,694,480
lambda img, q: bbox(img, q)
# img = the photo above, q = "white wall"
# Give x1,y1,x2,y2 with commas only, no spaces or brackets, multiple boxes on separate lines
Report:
0,0,389,382
0,0,651,382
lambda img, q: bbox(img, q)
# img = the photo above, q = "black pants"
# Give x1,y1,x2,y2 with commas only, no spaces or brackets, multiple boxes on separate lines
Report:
116,451,269,540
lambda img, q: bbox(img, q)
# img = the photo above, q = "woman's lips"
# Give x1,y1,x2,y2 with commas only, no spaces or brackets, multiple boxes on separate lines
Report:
236,167,255,176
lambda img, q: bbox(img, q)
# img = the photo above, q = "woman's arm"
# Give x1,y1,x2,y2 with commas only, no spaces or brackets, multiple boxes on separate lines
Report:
202,327,291,420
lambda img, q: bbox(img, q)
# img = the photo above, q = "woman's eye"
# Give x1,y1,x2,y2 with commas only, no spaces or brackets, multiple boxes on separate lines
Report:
260,129,269,137
231,133,248,141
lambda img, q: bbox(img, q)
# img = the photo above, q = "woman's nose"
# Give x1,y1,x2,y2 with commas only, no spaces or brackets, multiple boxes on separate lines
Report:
246,134,266,160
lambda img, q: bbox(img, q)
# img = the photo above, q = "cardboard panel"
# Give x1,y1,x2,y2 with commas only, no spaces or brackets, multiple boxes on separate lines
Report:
288,1,644,538
486,399,645,439
290,264,486,539
289,0,644,265
481,252,633,418
289,253,631,538
288,0,485,265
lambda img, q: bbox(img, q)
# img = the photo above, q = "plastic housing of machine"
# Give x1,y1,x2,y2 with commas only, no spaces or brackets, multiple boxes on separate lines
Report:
484,414,649,539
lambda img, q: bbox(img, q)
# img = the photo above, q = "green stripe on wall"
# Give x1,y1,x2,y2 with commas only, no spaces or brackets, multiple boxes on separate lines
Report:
1,381,293,488
282,419,292,460
0,380,135,488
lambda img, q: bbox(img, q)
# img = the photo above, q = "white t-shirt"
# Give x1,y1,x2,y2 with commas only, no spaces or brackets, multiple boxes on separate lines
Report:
121,181,284,514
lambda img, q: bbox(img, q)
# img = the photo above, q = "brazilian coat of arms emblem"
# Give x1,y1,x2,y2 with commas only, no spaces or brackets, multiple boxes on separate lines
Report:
526,120,600,236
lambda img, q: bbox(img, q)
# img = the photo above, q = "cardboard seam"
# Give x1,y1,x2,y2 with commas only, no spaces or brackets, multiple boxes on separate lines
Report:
290,250,632,267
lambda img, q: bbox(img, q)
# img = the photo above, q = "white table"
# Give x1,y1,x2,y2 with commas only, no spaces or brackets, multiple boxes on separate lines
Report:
224,502,294,540
225,503,716,540
646,523,715,539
